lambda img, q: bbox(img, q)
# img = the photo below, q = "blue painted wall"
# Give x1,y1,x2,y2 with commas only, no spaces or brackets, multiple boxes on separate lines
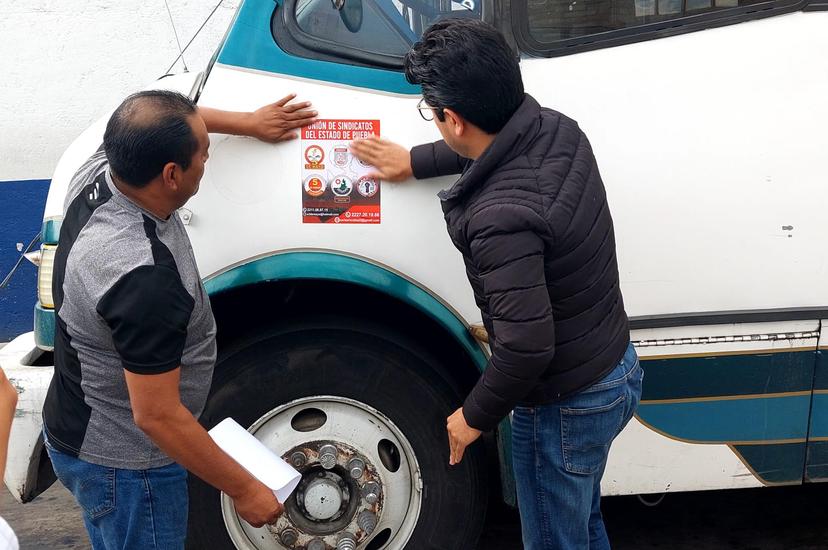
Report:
0,180,50,342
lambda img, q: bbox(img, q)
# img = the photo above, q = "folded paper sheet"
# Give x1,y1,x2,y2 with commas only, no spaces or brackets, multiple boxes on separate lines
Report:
208,418,301,503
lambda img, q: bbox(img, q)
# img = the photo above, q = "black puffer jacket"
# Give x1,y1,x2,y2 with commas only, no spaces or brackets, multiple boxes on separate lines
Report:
411,94,629,432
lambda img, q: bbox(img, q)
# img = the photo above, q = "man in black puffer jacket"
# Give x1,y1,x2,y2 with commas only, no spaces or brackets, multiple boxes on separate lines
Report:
351,19,643,550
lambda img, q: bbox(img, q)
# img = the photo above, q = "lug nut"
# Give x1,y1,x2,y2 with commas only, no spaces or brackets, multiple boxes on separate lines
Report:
308,538,326,550
280,528,299,546
291,451,307,468
348,458,365,479
358,510,377,535
337,534,357,550
362,481,381,504
319,444,338,470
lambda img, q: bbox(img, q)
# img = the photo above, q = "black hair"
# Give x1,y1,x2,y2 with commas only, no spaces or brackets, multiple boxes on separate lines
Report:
404,19,524,134
103,90,198,188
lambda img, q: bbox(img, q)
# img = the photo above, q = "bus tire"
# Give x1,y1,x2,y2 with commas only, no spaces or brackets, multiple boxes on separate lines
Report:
186,317,488,550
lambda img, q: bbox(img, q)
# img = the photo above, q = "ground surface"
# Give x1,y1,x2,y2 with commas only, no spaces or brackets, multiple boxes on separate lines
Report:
3,482,828,549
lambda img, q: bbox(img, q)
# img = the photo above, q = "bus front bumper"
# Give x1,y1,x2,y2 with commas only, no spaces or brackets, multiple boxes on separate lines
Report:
1,332,55,503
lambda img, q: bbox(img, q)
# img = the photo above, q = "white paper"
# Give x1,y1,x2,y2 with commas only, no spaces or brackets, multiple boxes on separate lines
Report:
208,418,301,503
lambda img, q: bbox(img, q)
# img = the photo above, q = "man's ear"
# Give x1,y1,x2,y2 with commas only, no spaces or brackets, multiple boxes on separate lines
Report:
443,108,465,138
161,162,180,192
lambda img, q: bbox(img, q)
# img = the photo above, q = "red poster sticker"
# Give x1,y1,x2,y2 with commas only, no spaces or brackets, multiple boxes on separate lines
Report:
301,120,380,224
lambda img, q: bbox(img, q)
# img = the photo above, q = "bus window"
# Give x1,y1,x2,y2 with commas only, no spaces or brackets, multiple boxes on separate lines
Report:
526,0,773,42
295,0,414,56
515,0,801,55
277,0,484,69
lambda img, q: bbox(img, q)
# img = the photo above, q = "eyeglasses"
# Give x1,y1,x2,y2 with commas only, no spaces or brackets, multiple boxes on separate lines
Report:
416,97,442,122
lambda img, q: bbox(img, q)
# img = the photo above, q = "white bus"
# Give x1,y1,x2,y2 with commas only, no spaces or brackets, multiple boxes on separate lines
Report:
3,0,828,547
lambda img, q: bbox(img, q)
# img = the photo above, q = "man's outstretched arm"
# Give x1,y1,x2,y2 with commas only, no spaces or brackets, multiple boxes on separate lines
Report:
198,93,317,143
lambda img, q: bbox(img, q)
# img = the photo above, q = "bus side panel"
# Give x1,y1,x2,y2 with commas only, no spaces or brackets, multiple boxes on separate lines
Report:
605,321,818,495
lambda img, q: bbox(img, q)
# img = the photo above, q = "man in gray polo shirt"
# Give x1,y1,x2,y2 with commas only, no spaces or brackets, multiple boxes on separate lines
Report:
42,90,315,549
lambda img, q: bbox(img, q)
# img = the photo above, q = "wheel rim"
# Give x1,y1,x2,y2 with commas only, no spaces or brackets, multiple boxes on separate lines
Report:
221,396,423,549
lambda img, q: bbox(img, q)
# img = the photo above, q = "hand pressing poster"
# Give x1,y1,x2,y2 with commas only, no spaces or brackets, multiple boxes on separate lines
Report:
301,119,381,224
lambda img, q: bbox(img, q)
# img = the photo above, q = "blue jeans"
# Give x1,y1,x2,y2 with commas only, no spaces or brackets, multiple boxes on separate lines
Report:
45,440,188,550
511,342,643,550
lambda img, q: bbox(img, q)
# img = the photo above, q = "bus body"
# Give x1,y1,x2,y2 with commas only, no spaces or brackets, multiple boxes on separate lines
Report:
3,0,827,547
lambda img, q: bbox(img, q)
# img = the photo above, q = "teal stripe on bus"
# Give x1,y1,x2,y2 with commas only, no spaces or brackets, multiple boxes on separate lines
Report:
640,350,817,400
732,442,805,485
811,349,828,390
638,394,811,443
807,393,828,439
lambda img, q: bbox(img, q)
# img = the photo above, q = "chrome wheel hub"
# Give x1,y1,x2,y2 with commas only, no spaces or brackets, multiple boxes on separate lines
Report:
221,396,422,549
303,476,344,521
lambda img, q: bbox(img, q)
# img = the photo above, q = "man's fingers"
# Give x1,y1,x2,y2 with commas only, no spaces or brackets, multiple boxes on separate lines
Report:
268,509,281,525
282,101,313,113
285,114,316,128
282,118,317,132
276,132,298,143
349,143,383,164
448,429,463,465
454,445,465,464
273,93,298,107
350,136,384,151
285,108,317,119
448,436,466,466
351,150,380,166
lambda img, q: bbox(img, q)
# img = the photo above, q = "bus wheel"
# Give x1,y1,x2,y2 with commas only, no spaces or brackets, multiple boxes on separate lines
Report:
187,318,488,550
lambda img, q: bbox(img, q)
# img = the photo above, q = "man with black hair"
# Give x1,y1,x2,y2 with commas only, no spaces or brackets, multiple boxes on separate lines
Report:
42,90,316,549
351,19,642,550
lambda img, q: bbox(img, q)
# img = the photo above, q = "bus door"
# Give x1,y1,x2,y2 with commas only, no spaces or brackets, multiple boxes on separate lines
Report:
805,320,828,482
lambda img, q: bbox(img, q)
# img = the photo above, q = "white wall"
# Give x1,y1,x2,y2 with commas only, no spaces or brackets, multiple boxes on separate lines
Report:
0,0,240,181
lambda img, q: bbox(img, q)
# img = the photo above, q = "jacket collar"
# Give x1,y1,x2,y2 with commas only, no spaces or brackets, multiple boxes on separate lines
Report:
438,94,542,204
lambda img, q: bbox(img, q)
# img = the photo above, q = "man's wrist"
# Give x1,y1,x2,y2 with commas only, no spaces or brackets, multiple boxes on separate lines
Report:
226,473,259,500
198,107,256,137
237,111,256,137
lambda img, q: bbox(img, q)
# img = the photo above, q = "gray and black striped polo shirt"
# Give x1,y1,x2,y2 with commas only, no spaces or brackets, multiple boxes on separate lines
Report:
43,150,217,469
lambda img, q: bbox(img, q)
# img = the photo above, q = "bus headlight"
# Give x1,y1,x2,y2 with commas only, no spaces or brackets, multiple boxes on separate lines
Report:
37,245,57,309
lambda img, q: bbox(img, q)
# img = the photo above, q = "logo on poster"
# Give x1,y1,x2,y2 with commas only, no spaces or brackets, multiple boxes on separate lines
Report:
304,145,325,169
303,175,327,197
331,175,353,197
333,145,350,168
356,176,379,198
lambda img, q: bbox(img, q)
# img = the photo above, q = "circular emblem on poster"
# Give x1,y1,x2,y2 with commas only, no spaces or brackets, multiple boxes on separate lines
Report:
304,145,325,166
331,175,353,197
356,176,379,198
333,144,351,168
303,174,327,197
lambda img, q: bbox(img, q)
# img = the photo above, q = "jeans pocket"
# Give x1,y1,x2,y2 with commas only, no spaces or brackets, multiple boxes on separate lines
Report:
75,468,116,520
50,449,117,521
561,394,626,475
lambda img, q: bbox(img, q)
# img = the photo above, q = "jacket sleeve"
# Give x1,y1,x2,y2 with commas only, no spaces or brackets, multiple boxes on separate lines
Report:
410,140,468,179
462,204,556,432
